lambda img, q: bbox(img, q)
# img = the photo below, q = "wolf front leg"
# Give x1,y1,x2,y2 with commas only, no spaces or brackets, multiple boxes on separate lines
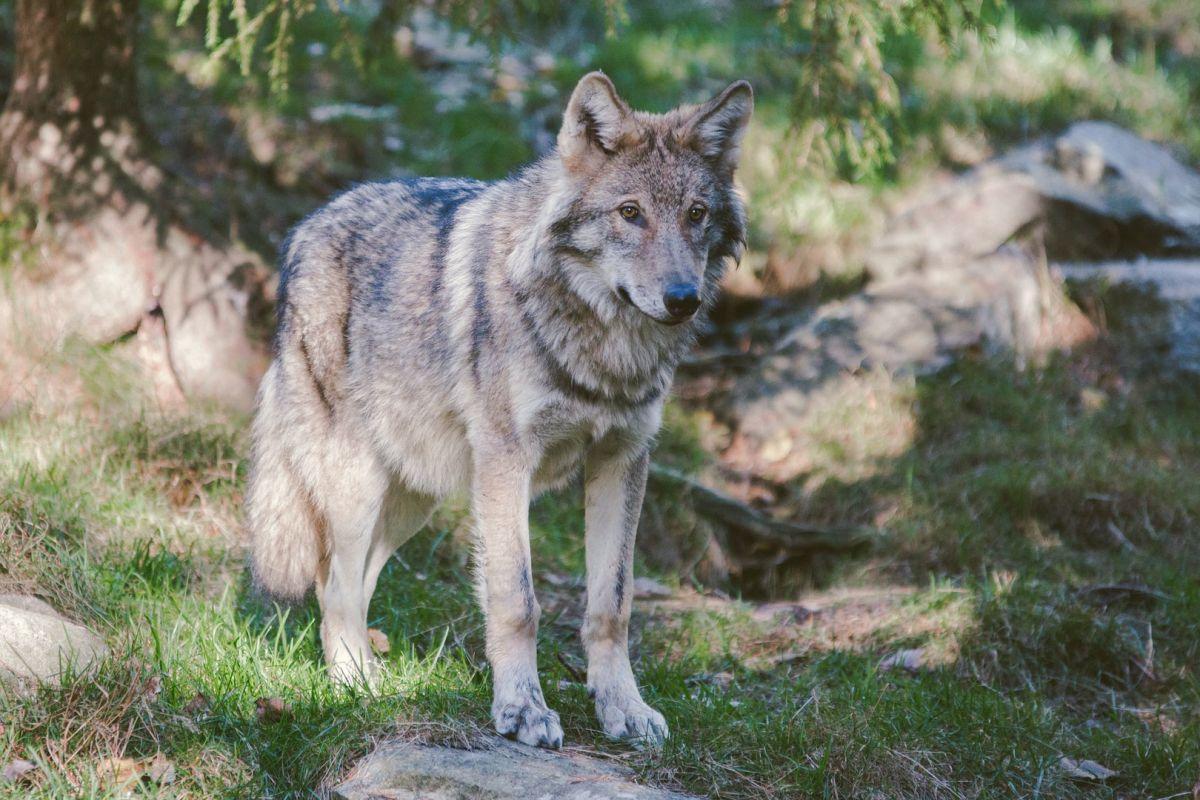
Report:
583,443,669,745
472,447,563,749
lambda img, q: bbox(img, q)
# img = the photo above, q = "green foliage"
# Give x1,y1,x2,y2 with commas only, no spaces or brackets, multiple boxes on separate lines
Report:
773,0,1001,175
172,0,629,93
169,0,1000,174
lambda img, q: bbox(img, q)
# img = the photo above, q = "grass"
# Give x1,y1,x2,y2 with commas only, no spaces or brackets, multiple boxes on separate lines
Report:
1,282,1198,799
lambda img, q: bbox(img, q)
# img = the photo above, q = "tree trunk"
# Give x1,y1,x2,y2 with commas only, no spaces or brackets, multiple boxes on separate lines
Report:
0,0,269,411
1,0,141,207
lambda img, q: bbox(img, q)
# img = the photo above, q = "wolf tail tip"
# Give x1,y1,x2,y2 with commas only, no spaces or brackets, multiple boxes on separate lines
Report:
246,465,322,602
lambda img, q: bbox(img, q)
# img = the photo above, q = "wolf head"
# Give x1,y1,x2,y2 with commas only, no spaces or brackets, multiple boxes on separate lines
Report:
549,72,752,326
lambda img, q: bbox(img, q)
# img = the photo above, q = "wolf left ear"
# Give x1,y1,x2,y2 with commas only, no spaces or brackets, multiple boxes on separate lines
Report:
558,71,633,170
684,80,754,172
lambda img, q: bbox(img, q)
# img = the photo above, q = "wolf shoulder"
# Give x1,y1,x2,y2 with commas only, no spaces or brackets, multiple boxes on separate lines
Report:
281,177,489,283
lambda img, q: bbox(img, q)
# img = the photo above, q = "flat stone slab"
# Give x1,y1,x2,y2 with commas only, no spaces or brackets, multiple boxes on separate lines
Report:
0,594,108,686
333,737,700,800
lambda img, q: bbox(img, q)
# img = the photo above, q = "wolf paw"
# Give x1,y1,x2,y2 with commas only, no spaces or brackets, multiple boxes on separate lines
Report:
595,691,668,746
327,653,379,687
493,694,563,749
324,642,374,690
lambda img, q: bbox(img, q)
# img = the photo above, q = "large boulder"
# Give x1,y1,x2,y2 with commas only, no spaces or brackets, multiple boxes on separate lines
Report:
333,737,700,800
697,122,1200,483
866,121,1200,282
0,595,108,687
1010,122,1200,260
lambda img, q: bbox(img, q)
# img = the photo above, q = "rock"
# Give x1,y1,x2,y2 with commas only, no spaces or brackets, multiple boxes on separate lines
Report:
0,595,108,686
1057,258,1200,373
865,170,1044,282
1017,122,1200,259
333,738,700,800
694,128,1200,483
158,237,271,413
878,648,925,672
1058,756,1118,782
867,122,1200,282
712,250,1093,481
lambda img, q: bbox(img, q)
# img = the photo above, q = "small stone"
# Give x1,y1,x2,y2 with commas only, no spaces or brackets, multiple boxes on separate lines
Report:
878,649,925,672
1,759,36,784
1059,756,1117,781
0,595,108,687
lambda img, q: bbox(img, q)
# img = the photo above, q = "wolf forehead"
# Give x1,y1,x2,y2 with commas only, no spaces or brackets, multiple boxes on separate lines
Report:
576,121,738,201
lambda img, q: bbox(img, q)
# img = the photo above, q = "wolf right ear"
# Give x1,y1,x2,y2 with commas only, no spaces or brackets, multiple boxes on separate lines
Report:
558,71,632,170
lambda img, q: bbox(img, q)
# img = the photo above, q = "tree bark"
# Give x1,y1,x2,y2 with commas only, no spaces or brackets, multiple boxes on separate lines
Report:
1,0,142,208
0,0,269,411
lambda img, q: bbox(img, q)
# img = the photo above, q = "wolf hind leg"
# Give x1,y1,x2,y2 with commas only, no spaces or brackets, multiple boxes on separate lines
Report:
311,447,390,686
362,484,437,616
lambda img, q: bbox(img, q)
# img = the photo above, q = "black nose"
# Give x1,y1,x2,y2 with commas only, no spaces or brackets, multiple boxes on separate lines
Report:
663,284,700,320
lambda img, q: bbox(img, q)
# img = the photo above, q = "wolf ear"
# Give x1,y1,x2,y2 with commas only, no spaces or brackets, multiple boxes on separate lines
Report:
558,71,632,169
684,80,754,172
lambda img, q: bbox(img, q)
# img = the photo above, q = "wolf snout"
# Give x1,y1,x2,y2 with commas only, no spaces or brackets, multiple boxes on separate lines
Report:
662,283,700,321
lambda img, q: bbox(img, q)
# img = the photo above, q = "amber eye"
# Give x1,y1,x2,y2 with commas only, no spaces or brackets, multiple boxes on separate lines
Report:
688,204,707,223
619,203,641,221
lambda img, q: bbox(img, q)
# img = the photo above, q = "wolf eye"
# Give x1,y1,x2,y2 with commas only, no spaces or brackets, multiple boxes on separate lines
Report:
688,204,707,223
619,203,640,221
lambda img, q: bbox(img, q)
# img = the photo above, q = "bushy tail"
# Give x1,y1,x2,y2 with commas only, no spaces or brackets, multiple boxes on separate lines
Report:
245,377,323,602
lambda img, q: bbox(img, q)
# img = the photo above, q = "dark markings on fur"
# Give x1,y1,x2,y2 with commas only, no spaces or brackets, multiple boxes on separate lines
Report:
418,181,485,363
508,261,669,406
518,567,538,630
523,680,545,707
547,204,603,261
338,229,362,386
298,335,334,416
578,106,615,156
469,198,496,388
272,231,300,356
512,288,664,411
708,200,746,266
612,451,649,613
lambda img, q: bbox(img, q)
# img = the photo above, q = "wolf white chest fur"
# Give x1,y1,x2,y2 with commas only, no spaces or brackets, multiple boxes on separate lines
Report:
245,71,752,750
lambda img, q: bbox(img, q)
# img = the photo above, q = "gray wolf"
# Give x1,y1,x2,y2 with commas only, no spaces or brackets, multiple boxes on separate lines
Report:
244,71,752,749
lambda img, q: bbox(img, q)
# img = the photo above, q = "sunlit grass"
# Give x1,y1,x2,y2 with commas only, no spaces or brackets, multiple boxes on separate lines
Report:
913,15,1199,158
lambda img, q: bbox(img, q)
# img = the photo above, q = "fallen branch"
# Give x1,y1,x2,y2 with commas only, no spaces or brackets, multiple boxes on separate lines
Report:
647,465,876,553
